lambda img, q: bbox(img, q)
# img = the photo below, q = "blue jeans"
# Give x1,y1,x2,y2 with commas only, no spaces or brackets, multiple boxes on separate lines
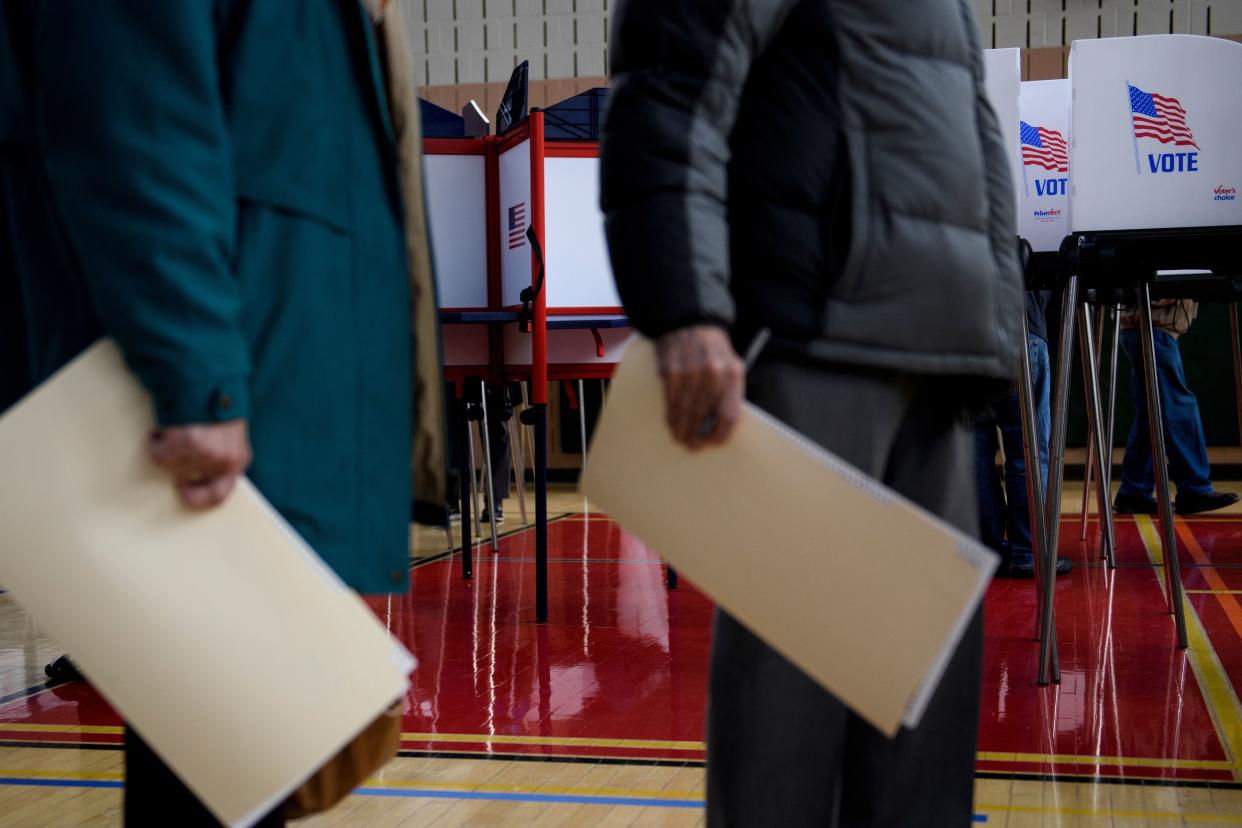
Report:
975,335,1051,565
1117,328,1213,498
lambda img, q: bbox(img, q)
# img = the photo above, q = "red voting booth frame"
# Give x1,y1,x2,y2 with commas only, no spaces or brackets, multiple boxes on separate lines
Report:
425,111,628,621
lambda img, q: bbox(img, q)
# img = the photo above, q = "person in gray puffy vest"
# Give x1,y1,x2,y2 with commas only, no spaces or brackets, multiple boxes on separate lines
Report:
601,1,1023,824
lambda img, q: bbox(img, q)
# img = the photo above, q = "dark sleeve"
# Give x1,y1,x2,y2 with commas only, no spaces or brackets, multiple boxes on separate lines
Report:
32,2,250,426
1024,290,1050,343
599,0,797,338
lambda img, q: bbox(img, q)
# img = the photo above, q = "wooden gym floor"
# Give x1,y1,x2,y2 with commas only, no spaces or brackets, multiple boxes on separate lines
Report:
5,485,1242,826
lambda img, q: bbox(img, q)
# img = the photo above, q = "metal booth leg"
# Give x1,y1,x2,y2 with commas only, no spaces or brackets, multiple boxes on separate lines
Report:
1077,303,1117,570
520,383,537,489
1018,311,1060,681
1138,283,1189,649
1080,435,1096,540
509,409,529,524
1104,303,1121,557
466,408,482,540
578,379,588,476
1040,274,1082,685
458,394,473,580
479,380,501,553
533,398,549,623
1080,306,1107,541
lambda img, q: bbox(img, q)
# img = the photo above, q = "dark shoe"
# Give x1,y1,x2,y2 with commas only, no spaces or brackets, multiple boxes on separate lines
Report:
1175,491,1240,515
1113,493,1158,515
45,655,83,684
1008,557,1072,578
480,508,505,526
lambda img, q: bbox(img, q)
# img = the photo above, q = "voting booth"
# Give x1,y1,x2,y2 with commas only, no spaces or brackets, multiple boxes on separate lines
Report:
983,51,1072,683
422,92,633,621
1032,35,1242,673
424,111,630,381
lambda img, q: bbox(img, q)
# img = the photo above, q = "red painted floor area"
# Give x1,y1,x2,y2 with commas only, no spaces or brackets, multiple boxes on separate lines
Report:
2,512,1241,784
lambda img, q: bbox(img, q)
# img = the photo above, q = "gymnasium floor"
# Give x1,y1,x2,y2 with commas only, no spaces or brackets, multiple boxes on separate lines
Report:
3,486,1242,826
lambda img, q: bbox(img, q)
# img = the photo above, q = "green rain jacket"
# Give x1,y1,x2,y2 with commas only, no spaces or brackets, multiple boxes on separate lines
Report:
11,0,446,593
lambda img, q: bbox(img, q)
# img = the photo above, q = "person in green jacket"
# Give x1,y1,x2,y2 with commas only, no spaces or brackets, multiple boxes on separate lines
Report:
2,2,443,823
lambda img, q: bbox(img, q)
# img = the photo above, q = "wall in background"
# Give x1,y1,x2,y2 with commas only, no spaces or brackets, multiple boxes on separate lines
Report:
402,1,1242,451
401,0,1242,103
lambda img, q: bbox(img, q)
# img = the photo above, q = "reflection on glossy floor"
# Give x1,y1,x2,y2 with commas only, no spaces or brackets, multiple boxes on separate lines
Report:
4,482,1242,825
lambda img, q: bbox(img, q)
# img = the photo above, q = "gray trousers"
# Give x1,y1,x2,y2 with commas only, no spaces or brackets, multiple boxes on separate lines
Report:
707,358,983,827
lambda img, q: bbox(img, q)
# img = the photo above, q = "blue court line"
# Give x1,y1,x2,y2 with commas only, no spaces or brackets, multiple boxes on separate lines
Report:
0,777,123,789
0,682,56,708
0,776,988,820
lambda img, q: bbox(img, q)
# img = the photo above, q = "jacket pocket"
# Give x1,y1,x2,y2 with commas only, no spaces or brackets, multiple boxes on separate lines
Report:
829,128,874,304
225,10,350,233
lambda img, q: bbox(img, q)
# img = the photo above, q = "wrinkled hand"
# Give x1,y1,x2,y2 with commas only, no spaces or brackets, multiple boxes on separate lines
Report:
656,325,745,450
148,420,252,509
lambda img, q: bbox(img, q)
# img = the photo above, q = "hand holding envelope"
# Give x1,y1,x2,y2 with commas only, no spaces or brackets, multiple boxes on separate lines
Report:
148,420,252,509
0,341,414,828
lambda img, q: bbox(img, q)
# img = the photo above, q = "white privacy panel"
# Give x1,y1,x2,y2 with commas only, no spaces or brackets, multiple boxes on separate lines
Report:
425,154,488,308
544,157,622,310
983,48,1023,222
1070,35,1242,232
1019,80,1071,252
499,139,533,307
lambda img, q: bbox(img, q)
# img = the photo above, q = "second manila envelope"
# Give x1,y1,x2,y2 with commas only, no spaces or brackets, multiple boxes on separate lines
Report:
581,337,996,737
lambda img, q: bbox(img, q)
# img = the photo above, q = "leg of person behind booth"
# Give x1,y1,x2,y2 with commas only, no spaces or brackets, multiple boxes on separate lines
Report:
708,360,982,824
976,332,1070,578
481,383,514,524
1113,327,1238,516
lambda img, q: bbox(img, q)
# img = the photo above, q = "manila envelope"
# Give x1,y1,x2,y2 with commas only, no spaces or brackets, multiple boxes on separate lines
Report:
581,337,996,736
0,341,415,827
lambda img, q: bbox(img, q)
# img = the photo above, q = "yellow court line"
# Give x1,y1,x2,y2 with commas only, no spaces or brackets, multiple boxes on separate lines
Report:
1187,590,1242,595
0,728,1234,774
0,723,121,735
362,779,699,799
0,769,121,782
977,802,1242,824
401,732,703,750
0,769,698,801
404,732,1232,771
1136,515,1242,781
976,751,1232,771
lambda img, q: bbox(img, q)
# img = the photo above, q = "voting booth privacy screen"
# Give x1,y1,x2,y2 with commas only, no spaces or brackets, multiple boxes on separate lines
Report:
1070,35,1242,233
982,48,1022,215
425,150,488,310
1019,80,1071,252
426,103,629,377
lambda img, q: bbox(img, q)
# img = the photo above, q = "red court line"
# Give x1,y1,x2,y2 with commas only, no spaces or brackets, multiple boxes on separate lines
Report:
975,759,1235,783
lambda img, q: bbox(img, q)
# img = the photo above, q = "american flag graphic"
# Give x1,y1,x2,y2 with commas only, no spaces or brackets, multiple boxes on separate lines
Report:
1020,121,1068,173
507,202,527,250
1128,84,1198,149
